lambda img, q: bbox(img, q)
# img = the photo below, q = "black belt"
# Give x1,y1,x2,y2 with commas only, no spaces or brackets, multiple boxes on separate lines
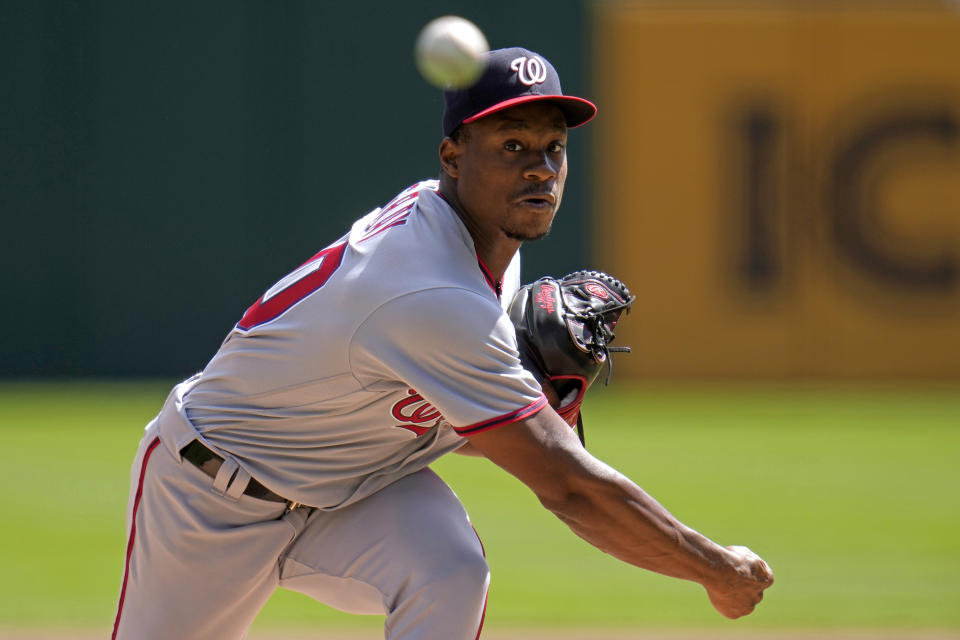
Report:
180,439,290,505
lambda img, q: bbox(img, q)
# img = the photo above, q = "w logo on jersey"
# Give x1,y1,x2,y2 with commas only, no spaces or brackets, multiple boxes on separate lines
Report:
392,389,444,436
510,56,548,86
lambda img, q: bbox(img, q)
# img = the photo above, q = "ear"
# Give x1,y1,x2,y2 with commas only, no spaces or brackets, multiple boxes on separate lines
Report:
439,137,462,179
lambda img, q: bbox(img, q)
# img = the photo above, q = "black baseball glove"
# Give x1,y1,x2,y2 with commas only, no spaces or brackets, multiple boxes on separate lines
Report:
507,270,635,446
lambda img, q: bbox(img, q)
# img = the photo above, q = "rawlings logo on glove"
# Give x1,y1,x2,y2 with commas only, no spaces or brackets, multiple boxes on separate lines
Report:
508,270,635,446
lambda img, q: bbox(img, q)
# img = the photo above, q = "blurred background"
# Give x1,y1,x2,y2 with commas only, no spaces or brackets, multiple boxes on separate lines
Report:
1,0,958,637
2,0,596,378
591,0,960,380
2,0,959,381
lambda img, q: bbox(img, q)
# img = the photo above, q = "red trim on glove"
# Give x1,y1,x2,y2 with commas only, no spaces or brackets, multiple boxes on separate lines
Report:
548,374,587,427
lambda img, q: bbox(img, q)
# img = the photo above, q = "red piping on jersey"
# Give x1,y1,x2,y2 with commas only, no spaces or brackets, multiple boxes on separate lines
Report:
112,436,162,640
471,524,486,558
472,524,488,640
475,588,488,640
453,394,548,436
475,254,503,300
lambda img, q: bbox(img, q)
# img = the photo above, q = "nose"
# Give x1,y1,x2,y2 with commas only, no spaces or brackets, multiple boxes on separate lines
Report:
524,150,559,182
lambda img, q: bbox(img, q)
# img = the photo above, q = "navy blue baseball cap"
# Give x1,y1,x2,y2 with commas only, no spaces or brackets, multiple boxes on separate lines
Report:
442,47,597,137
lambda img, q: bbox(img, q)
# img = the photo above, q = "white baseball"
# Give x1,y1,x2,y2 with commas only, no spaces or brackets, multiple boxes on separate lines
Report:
414,16,489,89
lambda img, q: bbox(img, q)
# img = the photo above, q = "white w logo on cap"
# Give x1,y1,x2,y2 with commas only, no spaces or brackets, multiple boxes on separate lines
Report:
510,56,548,86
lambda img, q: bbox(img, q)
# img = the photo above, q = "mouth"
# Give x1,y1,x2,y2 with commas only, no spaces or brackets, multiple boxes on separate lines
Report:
515,192,556,208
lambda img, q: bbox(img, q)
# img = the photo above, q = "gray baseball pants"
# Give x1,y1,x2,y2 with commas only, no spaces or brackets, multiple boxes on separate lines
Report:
112,420,490,639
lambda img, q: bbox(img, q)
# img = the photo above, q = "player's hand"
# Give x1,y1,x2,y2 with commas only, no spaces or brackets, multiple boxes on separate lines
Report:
703,545,774,619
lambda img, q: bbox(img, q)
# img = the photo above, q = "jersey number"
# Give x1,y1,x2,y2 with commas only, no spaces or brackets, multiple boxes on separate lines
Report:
236,242,346,330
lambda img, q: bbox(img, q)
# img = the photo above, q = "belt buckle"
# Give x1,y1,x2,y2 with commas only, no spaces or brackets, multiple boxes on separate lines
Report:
286,501,302,512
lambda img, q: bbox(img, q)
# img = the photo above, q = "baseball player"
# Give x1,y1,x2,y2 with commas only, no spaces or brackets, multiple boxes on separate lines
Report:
112,47,773,640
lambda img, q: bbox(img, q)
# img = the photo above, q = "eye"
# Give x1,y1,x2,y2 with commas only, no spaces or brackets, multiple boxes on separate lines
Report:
548,141,566,154
504,141,523,152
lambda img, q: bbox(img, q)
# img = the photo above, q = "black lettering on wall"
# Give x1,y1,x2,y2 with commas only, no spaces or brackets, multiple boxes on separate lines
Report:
738,108,782,290
829,111,958,291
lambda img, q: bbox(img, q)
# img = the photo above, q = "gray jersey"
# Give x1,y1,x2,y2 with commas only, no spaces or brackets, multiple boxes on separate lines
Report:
156,180,544,510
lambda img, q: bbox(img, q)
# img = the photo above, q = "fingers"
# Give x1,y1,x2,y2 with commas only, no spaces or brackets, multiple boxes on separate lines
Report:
707,588,760,620
705,544,775,619
728,586,767,619
728,545,775,585
755,557,774,584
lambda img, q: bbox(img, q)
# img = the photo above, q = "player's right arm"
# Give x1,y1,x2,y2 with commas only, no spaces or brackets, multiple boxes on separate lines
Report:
466,406,774,620
351,286,771,617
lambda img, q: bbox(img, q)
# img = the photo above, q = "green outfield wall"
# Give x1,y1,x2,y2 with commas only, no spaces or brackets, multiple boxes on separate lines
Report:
1,0,590,376
5,1,959,380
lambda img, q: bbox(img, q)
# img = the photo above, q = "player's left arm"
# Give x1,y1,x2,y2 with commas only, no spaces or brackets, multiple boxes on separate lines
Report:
456,269,631,457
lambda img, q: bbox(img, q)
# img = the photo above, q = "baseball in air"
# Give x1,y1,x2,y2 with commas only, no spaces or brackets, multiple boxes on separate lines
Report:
414,16,489,89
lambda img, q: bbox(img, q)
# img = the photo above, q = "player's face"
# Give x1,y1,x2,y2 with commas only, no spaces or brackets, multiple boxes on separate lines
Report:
447,102,568,242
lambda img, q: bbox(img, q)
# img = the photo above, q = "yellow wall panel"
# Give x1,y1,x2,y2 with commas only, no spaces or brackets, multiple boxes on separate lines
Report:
592,2,960,378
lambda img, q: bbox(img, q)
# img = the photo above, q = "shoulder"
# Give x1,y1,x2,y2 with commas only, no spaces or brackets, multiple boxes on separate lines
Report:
349,286,517,379
348,285,542,427
358,287,506,345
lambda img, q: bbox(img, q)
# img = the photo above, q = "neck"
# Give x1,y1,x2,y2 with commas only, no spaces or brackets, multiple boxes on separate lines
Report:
439,175,522,283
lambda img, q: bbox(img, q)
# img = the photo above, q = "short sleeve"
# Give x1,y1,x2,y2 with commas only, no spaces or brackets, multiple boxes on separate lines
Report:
349,287,546,435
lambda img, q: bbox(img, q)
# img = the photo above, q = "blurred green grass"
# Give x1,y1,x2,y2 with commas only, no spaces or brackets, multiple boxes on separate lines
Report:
0,380,957,634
